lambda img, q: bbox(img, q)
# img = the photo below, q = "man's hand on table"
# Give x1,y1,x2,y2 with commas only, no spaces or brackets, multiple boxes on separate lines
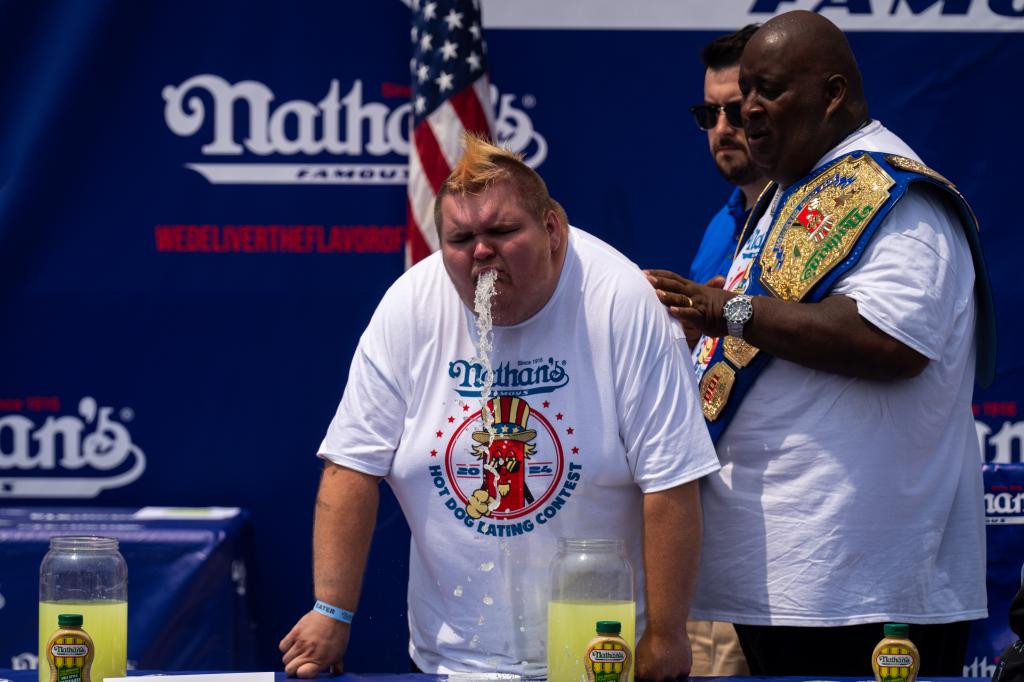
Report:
635,626,692,682
279,610,349,677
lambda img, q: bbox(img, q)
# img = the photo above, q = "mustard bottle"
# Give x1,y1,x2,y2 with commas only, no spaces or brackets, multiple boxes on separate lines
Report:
872,623,920,682
46,614,94,682
585,620,632,682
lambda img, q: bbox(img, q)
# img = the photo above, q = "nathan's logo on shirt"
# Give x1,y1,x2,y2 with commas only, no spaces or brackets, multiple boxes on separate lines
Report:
427,395,584,536
448,357,569,397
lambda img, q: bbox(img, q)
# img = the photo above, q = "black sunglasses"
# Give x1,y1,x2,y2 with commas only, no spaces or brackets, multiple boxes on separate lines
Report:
689,102,743,130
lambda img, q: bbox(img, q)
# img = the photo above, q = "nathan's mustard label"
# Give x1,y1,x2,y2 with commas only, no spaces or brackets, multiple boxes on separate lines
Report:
39,601,126,682
47,614,94,682
547,601,635,682
872,623,920,682
584,620,632,682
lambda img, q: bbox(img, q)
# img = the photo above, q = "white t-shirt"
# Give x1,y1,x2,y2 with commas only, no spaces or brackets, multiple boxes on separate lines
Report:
321,227,720,675
691,121,988,626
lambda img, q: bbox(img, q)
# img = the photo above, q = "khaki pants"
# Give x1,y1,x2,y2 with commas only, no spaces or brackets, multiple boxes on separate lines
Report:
687,619,750,676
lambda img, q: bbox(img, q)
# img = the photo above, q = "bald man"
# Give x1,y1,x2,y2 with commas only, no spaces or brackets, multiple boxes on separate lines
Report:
647,10,995,676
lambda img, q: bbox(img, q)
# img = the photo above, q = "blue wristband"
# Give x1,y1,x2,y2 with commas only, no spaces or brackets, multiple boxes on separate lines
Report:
313,600,354,624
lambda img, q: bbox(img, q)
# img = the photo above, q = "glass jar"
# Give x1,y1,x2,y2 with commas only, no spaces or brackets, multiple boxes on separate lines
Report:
39,536,127,682
547,538,635,682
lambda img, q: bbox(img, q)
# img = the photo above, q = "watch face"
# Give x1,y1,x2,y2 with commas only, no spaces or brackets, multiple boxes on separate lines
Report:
725,295,753,324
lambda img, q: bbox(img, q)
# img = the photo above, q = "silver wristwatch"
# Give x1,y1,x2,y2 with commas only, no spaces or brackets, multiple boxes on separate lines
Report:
723,294,754,340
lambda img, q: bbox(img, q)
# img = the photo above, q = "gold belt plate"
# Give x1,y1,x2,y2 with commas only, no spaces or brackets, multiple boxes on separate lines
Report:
723,336,759,368
700,362,736,422
759,154,895,301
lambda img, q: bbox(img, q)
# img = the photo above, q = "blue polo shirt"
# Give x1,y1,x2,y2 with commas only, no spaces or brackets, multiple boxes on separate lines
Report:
687,187,749,284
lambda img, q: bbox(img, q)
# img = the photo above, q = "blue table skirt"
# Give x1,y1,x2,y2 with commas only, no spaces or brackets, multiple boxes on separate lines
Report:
1,507,255,670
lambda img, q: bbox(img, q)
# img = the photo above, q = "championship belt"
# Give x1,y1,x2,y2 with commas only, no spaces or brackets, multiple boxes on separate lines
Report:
695,150,997,443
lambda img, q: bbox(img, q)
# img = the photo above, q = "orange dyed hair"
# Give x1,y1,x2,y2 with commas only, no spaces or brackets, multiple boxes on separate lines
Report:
433,132,566,232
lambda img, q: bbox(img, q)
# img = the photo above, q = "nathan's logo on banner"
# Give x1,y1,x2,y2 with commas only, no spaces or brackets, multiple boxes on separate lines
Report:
491,86,547,169
11,652,38,670
974,399,1024,463
481,0,1024,31
985,488,1024,524
747,0,1024,23
162,75,546,185
964,657,998,678
0,397,146,498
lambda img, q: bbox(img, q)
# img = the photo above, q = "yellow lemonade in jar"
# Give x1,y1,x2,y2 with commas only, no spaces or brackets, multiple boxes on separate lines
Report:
547,600,635,682
39,601,127,682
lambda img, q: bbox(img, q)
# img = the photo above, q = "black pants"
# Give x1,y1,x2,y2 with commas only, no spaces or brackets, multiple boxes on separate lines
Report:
733,621,972,676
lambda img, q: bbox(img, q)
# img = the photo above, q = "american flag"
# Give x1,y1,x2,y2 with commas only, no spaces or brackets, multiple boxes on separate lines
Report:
407,0,495,268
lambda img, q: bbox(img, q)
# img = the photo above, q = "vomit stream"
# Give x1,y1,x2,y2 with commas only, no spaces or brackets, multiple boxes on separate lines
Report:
473,269,498,442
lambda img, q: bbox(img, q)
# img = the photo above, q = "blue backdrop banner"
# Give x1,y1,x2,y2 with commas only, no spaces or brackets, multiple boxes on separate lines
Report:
1,0,1022,674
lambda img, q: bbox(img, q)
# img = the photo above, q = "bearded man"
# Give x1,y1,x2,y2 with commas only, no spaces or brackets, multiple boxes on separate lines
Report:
687,25,769,290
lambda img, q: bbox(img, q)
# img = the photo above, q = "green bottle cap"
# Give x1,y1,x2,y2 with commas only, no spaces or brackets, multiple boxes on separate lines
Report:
596,620,621,635
57,614,83,627
884,623,910,638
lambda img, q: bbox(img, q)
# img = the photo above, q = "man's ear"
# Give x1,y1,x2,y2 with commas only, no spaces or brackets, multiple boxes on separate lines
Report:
543,208,562,253
824,73,848,120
